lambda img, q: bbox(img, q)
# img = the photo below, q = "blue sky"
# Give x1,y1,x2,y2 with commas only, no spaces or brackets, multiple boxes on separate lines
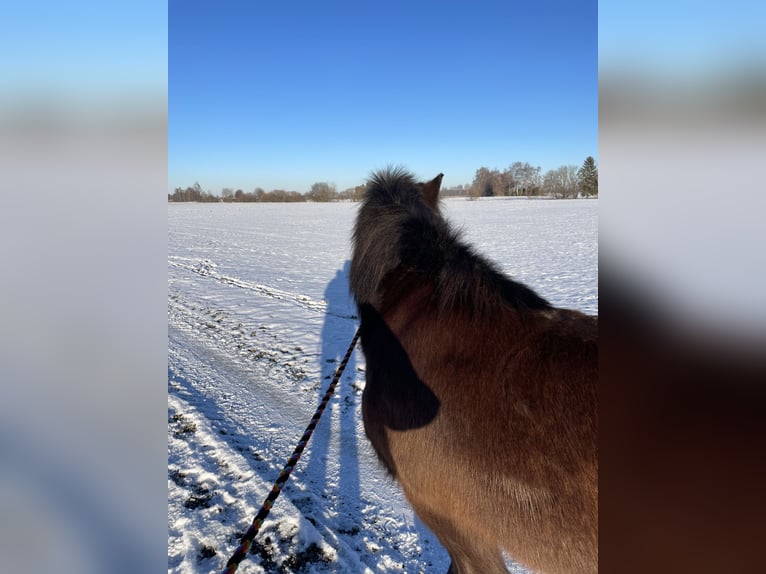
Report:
1,2,166,103
599,2,766,75
169,0,597,193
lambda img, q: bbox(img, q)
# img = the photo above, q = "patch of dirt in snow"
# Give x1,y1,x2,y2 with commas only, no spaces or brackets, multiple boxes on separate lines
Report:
168,388,353,573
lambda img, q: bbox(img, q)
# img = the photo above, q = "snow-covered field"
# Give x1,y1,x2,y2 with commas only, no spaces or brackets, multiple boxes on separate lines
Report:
168,198,597,574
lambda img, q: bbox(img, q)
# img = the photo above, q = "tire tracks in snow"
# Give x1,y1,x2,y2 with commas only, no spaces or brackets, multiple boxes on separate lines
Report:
167,292,317,393
169,257,357,320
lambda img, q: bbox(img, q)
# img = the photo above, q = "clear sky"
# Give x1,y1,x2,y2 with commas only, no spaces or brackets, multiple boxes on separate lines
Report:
169,0,597,194
599,1,766,76
1,2,166,104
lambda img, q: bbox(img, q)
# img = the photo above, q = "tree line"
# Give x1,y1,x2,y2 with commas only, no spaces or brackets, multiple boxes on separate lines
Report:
167,181,364,203
168,157,597,203
466,157,597,199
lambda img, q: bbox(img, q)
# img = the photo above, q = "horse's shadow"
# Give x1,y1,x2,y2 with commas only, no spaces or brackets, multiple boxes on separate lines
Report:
305,260,450,571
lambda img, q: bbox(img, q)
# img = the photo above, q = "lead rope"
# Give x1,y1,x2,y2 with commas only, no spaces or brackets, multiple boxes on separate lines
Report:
221,327,361,573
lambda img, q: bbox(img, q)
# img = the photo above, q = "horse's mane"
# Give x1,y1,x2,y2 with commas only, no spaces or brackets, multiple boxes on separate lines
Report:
350,167,552,316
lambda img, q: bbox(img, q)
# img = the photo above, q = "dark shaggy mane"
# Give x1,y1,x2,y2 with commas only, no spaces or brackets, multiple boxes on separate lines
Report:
365,166,421,206
350,167,551,316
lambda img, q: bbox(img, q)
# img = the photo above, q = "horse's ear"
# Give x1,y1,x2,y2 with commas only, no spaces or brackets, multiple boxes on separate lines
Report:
421,173,443,208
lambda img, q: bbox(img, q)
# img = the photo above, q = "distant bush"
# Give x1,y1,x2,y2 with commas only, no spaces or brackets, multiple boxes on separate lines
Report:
168,183,220,202
258,190,306,202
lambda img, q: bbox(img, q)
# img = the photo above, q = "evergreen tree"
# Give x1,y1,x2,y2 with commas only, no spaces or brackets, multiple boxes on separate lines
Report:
577,156,598,197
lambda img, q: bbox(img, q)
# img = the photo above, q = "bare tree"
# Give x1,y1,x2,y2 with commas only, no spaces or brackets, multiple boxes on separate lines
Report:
307,181,337,202
470,167,504,197
506,161,542,196
542,165,579,198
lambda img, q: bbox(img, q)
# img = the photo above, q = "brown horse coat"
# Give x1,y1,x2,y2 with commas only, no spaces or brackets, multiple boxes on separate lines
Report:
350,168,597,574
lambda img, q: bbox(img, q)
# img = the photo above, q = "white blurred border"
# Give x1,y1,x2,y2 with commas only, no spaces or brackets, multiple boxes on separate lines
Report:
599,3,766,572
600,2,766,341
0,4,167,573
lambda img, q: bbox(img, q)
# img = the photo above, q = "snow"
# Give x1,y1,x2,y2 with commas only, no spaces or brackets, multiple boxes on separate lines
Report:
168,198,597,573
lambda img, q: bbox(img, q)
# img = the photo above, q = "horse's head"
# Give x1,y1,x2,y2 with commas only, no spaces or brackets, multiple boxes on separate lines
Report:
350,168,444,306
362,167,444,216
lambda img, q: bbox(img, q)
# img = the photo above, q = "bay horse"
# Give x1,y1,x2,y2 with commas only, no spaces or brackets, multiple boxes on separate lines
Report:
349,168,597,574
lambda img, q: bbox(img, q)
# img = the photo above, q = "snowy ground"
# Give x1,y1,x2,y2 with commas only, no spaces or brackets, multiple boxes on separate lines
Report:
168,198,598,573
